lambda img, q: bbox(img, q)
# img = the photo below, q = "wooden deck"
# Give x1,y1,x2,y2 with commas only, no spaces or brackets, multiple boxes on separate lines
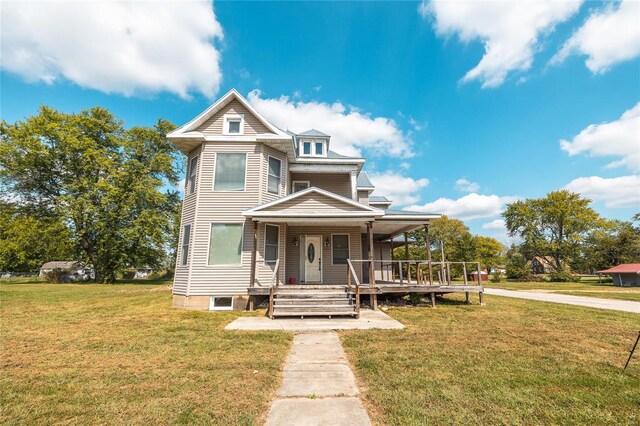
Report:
247,282,484,296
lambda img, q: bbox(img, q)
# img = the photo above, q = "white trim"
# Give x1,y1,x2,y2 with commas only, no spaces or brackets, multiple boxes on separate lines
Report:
304,235,322,283
379,214,441,220
187,155,199,195
350,170,357,200
212,152,249,192
252,217,373,224
331,233,350,266
263,224,280,263
292,180,310,192
266,155,283,196
222,113,245,135
179,223,192,267
298,138,327,158
209,296,234,311
243,186,384,215
205,222,245,267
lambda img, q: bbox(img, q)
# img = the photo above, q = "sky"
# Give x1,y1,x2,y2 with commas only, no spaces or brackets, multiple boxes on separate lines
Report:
1,0,639,242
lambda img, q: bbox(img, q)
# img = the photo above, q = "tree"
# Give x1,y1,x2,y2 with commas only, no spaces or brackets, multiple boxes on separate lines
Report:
475,236,504,274
0,106,181,282
505,245,530,279
424,215,476,261
503,190,601,272
582,217,640,271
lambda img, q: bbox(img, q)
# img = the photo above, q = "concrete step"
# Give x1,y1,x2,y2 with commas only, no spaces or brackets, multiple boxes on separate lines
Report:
273,305,355,313
275,292,350,299
274,298,352,305
272,310,357,318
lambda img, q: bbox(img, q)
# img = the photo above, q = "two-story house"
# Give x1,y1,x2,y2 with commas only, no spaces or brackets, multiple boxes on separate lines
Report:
168,89,443,316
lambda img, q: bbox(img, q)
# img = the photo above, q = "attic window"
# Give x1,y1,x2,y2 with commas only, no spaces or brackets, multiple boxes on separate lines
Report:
224,114,244,135
300,139,326,157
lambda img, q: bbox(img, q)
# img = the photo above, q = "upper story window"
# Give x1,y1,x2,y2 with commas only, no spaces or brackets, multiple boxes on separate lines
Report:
299,139,326,157
267,156,282,194
214,153,246,191
223,114,244,135
188,156,198,195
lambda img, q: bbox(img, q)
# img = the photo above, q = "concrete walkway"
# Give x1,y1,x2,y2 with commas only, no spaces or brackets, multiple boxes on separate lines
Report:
265,332,371,426
226,309,404,331
484,288,640,314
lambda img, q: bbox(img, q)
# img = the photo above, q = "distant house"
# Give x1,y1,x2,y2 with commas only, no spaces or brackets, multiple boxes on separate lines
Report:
531,256,556,274
39,261,93,282
597,264,640,287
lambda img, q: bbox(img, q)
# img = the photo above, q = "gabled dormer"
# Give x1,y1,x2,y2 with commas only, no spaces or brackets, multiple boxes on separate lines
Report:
296,129,330,158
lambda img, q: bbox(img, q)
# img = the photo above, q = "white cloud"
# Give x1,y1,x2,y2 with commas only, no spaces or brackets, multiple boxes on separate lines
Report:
560,103,640,172
247,90,413,157
400,162,411,170
482,219,506,231
551,0,640,73
564,175,640,209
369,172,429,206
420,0,582,88
408,193,519,220
0,1,223,98
454,178,480,193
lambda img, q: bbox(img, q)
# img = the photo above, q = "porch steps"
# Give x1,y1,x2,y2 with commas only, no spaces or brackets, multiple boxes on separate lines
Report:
270,287,357,318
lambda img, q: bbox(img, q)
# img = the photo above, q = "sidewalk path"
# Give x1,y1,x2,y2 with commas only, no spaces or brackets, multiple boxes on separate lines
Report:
484,288,640,314
265,332,371,426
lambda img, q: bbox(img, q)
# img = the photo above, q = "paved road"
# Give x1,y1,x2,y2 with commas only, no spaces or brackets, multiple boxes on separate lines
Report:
484,288,640,314
265,332,371,426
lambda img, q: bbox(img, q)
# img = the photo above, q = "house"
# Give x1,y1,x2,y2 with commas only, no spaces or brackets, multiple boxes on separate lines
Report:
598,264,640,287
167,89,483,316
39,261,93,282
531,256,556,274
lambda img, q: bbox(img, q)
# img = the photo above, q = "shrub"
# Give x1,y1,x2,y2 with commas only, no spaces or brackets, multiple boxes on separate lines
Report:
547,271,580,282
44,268,67,283
490,272,503,283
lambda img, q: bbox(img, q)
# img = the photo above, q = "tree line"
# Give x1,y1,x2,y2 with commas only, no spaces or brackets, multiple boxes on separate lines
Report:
0,106,183,282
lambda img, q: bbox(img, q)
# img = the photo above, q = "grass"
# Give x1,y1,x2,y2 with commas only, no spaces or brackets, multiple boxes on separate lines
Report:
485,280,640,302
0,281,292,425
341,294,640,425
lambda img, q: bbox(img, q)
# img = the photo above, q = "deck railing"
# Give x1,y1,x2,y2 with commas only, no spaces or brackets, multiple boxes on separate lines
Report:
348,259,484,286
266,259,280,319
346,259,361,318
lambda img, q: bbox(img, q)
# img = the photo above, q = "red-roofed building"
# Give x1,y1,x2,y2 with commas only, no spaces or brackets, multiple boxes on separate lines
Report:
597,264,640,287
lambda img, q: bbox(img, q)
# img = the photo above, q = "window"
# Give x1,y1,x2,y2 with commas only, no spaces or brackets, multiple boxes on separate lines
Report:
299,139,325,157
264,225,279,263
332,234,349,265
303,141,311,155
315,142,323,155
214,153,246,191
188,156,198,194
208,223,243,265
267,157,282,194
292,181,310,192
181,224,191,266
223,114,244,135
209,296,233,311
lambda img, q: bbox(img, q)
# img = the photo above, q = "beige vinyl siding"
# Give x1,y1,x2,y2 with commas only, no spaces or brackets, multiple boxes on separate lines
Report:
261,192,364,213
186,141,262,297
255,223,286,286
173,146,201,295
261,145,288,202
290,172,352,198
196,99,271,135
285,226,362,284
358,190,369,206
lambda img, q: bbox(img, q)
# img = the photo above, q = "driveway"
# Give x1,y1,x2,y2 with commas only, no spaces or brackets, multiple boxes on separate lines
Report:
484,288,640,314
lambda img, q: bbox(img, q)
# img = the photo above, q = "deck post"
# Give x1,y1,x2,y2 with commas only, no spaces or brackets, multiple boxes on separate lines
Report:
367,222,377,309
404,232,409,280
431,292,436,308
465,292,470,304
463,262,468,285
249,221,258,310
424,224,433,285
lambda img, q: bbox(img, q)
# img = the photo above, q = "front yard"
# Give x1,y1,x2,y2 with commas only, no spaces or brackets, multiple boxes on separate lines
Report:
341,294,639,425
0,282,292,425
485,280,640,302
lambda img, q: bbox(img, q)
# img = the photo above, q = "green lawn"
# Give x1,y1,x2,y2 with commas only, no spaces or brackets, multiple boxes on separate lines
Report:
0,281,292,425
485,280,640,302
341,294,640,425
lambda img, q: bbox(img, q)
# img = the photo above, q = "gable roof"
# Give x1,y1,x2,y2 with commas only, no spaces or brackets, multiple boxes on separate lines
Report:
598,263,640,274
298,129,330,137
243,186,384,218
168,89,291,138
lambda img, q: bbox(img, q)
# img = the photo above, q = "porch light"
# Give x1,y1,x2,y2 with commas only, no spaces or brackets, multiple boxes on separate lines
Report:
292,238,299,247
324,238,330,247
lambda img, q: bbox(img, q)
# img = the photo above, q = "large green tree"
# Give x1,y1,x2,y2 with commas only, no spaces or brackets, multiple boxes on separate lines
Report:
581,217,640,271
475,236,505,274
503,190,601,272
0,106,181,282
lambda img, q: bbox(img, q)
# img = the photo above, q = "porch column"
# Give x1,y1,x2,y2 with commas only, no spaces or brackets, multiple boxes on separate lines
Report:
424,224,433,285
404,232,409,282
366,222,377,309
248,221,258,311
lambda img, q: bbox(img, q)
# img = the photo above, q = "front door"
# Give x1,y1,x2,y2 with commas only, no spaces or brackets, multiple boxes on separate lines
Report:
305,235,322,282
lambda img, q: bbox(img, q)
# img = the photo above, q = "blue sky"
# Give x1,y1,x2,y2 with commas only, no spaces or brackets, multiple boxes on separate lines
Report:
1,1,639,241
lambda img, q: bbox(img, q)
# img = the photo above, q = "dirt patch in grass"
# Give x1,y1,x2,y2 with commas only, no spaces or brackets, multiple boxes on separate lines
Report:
341,294,640,425
0,283,292,425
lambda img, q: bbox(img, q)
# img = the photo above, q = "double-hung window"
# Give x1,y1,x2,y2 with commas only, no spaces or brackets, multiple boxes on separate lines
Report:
214,153,246,191
208,223,243,265
303,141,311,155
315,142,323,156
332,234,349,265
267,157,282,194
264,225,279,263
181,224,191,266
188,156,198,194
